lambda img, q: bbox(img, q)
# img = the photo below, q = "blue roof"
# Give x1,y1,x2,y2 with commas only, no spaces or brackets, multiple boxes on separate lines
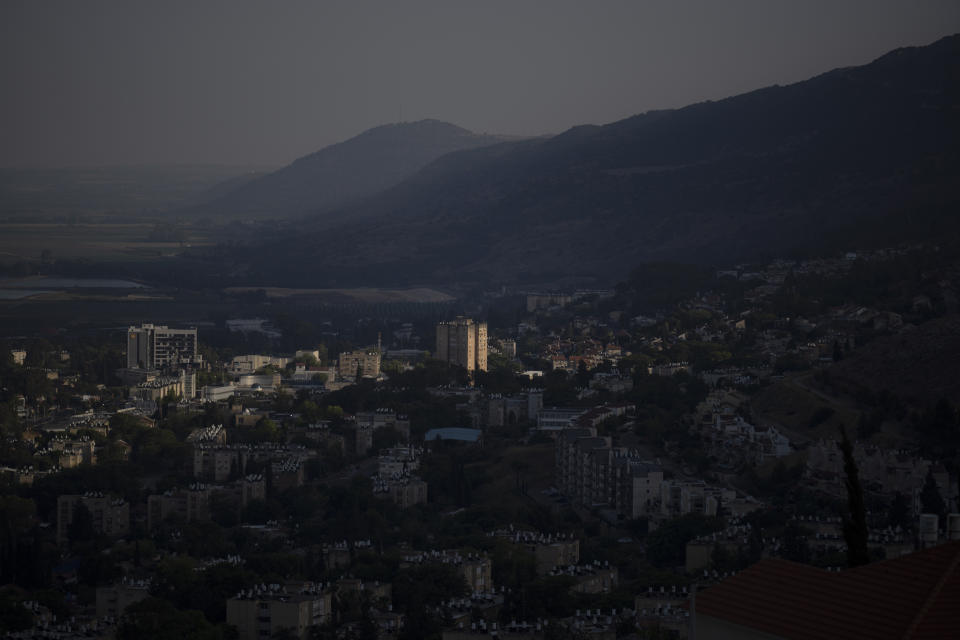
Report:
424,427,482,442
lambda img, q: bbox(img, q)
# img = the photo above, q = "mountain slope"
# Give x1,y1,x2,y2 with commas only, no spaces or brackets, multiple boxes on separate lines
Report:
192,119,505,218
829,314,960,407
245,35,960,286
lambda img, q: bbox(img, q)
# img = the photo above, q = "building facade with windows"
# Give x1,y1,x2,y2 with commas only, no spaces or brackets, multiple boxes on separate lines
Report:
435,317,487,373
337,349,381,380
127,323,199,369
56,493,130,544
226,583,331,640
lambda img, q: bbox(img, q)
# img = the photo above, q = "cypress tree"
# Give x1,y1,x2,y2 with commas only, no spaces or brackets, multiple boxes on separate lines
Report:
919,467,946,520
840,427,870,567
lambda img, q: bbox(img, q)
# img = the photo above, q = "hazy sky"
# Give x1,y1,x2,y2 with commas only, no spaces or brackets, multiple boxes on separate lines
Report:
2,1,958,168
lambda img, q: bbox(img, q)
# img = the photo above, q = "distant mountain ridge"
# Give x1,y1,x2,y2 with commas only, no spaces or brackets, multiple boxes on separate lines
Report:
228,35,960,287
193,119,506,218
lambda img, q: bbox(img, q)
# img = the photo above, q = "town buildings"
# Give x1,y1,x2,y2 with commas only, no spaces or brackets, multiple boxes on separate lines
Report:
554,427,749,522
130,370,197,401
6,243,960,638
374,475,429,508
56,493,130,544
507,530,581,575
555,428,668,519
436,317,488,373
401,550,493,593
538,407,588,431
378,445,422,477
337,349,382,380
805,439,957,507
356,408,411,440
230,354,292,374
126,323,199,370
526,293,573,312
373,445,428,507
147,484,212,529
488,391,543,427
50,436,96,469
226,583,331,640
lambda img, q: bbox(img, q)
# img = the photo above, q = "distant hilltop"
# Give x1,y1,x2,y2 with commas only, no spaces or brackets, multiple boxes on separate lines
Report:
188,119,509,220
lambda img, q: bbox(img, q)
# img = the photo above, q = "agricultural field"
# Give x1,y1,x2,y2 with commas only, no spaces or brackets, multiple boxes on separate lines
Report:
0,222,215,263
224,286,456,303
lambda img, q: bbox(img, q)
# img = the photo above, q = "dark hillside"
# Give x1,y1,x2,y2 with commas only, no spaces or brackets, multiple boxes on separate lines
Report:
189,119,505,219
827,314,960,407
221,35,960,287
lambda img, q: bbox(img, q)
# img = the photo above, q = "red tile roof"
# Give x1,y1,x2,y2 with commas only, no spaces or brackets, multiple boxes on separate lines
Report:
694,541,960,639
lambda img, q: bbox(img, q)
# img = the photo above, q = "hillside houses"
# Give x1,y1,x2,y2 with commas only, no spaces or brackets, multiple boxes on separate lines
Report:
806,439,957,508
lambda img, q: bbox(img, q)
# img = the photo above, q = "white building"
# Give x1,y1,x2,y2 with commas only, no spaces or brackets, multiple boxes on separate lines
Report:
127,324,199,370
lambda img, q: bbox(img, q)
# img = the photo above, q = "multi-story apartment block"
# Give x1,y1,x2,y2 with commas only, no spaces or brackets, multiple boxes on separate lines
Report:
402,550,492,593
131,373,189,402
148,477,264,530
50,437,97,469
508,530,581,575
526,293,573,312
373,474,428,508
487,391,543,427
240,473,267,505
806,439,956,507
181,368,198,399
230,354,272,374
354,423,373,457
460,553,493,593
193,443,302,485
658,480,734,518
226,583,331,640
555,428,665,519
556,428,596,502
57,493,130,544
186,423,227,445
436,317,487,373
337,349,381,380
538,407,588,431
356,408,411,439
126,323,199,370
147,484,212,530
378,445,422,477
229,354,292,374
271,458,305,492
614,459,663,519
194,445,247,482
555,428,611,508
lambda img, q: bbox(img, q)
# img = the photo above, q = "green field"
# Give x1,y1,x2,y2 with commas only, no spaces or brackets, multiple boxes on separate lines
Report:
225,286,455,304
0,222,214,263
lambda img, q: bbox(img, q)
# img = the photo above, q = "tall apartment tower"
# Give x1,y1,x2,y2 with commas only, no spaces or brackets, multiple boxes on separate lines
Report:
436,317,487,373
127,324,198,369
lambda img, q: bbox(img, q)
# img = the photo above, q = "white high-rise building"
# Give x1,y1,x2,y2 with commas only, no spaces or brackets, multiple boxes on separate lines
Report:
127,324,198,369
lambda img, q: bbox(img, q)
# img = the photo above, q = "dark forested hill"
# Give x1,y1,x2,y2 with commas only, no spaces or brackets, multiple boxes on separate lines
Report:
190,119,506,219
230,35,960,287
